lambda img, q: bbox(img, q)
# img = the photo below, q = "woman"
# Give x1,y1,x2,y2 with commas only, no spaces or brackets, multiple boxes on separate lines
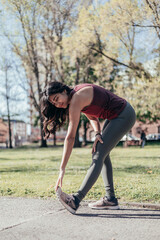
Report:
40,81,136,214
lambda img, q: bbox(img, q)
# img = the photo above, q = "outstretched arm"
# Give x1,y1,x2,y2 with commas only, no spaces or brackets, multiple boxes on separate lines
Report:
55,98,81,191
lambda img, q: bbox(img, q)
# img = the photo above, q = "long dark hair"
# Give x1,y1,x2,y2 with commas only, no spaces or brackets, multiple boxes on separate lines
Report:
40,81,73,139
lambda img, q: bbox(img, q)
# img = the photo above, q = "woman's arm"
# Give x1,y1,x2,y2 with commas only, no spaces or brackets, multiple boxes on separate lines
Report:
55,97,81,190
60,106,81,170
84,114,103,153
84,114,101,134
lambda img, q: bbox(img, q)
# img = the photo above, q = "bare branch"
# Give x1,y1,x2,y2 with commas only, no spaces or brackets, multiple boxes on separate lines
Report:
90,46,133,69
132,24,160,28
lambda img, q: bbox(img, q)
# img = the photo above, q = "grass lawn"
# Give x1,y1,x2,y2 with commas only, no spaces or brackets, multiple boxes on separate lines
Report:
0,144,160,204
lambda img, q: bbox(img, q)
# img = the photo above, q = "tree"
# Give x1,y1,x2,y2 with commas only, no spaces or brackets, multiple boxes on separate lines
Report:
63,25,115,147
2,0,80,147
81,114,89,146
0,58,25,148
110,0,160,122
3,63,12,148
69,2,148,74
67,0,160,122
132,0,160,39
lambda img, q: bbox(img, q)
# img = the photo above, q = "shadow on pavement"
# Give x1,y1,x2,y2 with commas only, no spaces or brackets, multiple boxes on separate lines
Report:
76,208,160,219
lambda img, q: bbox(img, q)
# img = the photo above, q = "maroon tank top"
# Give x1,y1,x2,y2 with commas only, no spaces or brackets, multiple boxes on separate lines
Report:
70,83,127,120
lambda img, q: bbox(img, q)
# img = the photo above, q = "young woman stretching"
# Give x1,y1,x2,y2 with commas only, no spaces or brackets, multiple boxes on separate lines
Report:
40,81,136,214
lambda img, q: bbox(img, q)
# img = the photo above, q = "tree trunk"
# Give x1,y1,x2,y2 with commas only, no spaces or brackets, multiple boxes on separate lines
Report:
75,57,80,84
8,113,12,149
40,117,47,147
6,97,12,148
73,57,81,148
53,132,56,146
74,122,81,147
5,67,12,149
83,120,88,146
41,137,47,148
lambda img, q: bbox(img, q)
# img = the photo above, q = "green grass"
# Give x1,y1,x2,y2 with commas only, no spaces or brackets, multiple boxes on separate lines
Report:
0,144,160,204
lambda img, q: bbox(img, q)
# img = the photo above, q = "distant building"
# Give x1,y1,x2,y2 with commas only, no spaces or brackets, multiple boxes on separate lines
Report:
3,119,27,147
29,125,67,143
132,120,160,138
0,119,8,147
29,126,41,142
12,120,27,146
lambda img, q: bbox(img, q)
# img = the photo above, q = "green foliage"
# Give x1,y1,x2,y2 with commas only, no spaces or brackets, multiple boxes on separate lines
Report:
1,0,160,123
114,72,160,122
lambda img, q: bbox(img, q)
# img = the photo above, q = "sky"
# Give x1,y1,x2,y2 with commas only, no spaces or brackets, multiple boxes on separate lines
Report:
0,2,29,124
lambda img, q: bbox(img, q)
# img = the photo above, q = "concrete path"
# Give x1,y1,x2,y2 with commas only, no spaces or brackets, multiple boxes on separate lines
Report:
0,197,160,240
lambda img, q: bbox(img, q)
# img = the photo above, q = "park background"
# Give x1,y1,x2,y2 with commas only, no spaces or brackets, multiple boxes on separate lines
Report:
0,0,159,204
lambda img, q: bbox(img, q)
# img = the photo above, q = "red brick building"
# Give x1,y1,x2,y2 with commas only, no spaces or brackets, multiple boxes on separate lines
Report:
0,119,27,147
0,119,8,146
132,120,160,138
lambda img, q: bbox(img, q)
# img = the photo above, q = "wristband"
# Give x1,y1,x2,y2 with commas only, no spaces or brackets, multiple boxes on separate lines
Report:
95,132,102,137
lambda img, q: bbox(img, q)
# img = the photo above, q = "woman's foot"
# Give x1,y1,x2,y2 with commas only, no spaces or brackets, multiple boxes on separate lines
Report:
88,196,119,210
56,187,79,214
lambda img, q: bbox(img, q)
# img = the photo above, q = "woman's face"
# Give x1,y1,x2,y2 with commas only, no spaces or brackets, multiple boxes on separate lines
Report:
48,90,70,108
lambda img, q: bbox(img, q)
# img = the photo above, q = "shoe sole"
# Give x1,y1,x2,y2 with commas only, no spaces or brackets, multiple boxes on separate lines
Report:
56,188,76,214
88,204,120,210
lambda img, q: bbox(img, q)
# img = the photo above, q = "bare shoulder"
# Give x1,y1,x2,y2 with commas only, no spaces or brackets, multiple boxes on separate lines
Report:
70,86,93,110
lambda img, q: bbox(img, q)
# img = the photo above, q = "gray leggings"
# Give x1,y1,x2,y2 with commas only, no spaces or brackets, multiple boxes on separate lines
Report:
75,102,136,201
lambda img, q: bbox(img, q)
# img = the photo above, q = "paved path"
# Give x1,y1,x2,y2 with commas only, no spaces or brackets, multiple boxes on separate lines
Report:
0,197,160,240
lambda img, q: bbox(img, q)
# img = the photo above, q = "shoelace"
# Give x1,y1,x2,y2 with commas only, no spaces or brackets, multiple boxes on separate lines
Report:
66,195,75,203
102,197,109,204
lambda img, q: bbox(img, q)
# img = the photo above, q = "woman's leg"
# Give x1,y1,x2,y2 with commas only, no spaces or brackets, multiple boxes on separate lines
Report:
101,154,115,199
74,102,136,202
101,120,115,200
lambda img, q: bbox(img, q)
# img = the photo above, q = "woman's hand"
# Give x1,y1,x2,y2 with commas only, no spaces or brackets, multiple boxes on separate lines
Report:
92,134,103,153
55,169,65,191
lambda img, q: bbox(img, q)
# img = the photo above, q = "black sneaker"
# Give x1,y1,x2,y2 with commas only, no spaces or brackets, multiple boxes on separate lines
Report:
56,187,79,214
88,197,119,210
